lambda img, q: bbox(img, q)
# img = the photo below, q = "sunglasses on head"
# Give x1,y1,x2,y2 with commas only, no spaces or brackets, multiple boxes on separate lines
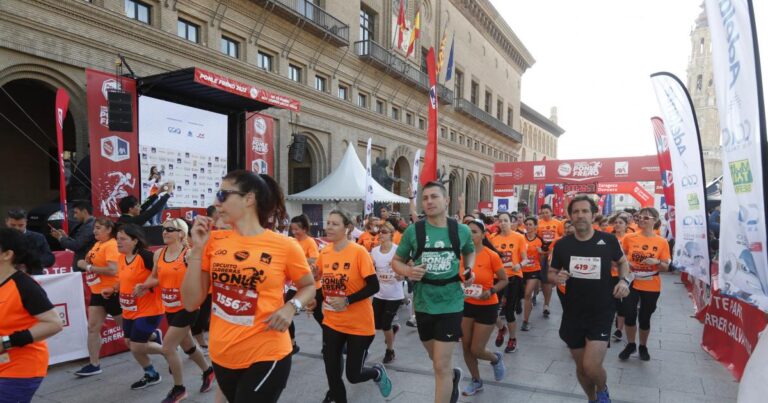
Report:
163,227,182,233
216,189,246,203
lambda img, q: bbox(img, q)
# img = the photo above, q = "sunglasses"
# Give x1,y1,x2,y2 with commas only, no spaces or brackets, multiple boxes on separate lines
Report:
216,189,246,203
637,216,655,221
162,227,182,233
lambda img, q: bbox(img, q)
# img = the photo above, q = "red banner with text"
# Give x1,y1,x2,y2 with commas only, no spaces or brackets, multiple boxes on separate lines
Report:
194,68,300,112
245,113,275,176
495,155,660,185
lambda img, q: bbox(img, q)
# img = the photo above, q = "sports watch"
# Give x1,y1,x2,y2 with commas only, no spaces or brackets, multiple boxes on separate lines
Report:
288,298,302,313
1,335,11,351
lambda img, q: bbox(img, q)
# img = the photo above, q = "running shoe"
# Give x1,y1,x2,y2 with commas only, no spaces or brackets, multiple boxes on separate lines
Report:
543,306,550,318
200,366,215,393
638,345,651,361
618,343,636,360
392,323,400,335
504,338,517,353
449,367,463,403
131,373,162,390
462,378,484,396
373,363,392,398
521,321,531,331
406,315,418,327
383,349,395,364
494,326,506,347
612,329,623,342
74,363,102,377
162,385,187,403
596,386,611,403
152,329,163,345
291,343,300,355
491,352,505,381
322,390,335,403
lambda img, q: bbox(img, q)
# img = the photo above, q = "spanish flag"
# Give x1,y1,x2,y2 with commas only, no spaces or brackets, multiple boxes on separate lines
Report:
405,10,420,58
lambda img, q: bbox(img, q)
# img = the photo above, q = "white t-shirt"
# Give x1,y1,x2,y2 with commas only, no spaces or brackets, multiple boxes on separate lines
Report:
372,244,404,300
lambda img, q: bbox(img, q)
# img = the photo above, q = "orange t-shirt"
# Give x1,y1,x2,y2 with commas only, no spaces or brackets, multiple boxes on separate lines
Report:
0,272,51,378
202,229,311,369
392,231,402,246
318,242,376,336
85,238,120,294
462,247,503,306
622,233,671,292
296,237,321,289
538,219,564,245
157,247,188,313
118,250,163,320
356,232,379,252
611,233,628,277
629,223,639,232
491,232,527,278
522,235,543,273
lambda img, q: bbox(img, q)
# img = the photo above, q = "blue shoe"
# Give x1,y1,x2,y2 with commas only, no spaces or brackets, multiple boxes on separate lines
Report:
596,386,611,403
462,378,483,396
491,351,505,381
74,363,102,377
152,329,163,345
373,363,392,397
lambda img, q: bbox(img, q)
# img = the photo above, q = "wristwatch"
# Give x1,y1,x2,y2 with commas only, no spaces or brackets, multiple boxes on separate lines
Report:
86,264,93,273
1,335,11,351
621,272,635,286
288,298,302,313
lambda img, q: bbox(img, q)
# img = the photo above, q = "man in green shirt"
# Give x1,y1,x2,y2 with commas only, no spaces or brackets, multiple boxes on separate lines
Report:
393,181,475,403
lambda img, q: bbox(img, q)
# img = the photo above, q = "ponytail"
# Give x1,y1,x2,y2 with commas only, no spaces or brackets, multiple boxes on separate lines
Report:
223,170,287,230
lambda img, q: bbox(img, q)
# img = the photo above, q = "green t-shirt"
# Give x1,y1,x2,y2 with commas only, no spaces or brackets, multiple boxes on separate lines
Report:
396,221,474,314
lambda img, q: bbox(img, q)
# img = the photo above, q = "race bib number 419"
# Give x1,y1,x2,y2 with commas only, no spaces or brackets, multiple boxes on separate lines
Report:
569,256,601,280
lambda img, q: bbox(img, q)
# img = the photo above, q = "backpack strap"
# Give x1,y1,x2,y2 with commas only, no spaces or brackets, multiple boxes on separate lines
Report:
413,220,427,262
447,218,461,260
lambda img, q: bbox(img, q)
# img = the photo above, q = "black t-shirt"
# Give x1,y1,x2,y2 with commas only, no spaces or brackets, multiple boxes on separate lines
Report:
550,231,624,318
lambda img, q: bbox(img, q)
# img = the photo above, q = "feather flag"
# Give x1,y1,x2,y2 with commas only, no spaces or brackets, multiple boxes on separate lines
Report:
436,30,448,75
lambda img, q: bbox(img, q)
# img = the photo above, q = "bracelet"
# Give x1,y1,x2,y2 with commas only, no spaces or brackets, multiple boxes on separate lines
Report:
9,330,33,348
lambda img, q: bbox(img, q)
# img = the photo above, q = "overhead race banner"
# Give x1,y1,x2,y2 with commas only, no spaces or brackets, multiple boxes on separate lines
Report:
595,182,655,207
193,67,300,112
651,117,677,236
245,113,275,176
651,72,711,284
705,0,768,312
495,155,660,185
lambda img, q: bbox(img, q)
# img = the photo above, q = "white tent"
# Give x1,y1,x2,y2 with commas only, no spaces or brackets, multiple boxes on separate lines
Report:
287,142,409,204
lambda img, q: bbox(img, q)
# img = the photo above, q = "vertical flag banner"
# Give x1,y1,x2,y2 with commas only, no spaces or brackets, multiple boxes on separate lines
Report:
55,89,70,233
444,34,455,83
245,113,275,176
651,117,676,237
436,29,448,78
364,138,374,216
411,149,421,198
650,72,711,284
405,9,420,58
420,48,438,185
705,0,768,311
395,0,406,49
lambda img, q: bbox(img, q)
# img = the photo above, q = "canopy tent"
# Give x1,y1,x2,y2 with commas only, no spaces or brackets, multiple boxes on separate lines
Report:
287,142,409,204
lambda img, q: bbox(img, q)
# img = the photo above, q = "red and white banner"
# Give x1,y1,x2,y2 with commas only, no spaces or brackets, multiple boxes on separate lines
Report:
595,182,654,207
245,113,275,176
420,48,438,186
651,117,676,236
35,272,88,365
194,68,300,112
55,89,70,233
86,69,139,218
43,251,75,275
495,155,659,185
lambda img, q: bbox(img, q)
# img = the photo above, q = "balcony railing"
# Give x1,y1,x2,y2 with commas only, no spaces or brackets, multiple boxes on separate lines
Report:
260,0,349,46
454,98,523,142
355,40,453,104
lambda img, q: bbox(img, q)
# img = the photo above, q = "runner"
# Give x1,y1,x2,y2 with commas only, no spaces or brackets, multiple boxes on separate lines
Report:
609,215,630,342
315,209,392,402
357,217,380,252
460,220,507,396
182,170,315,402
618,208,670,361
135,218,215,402
521,217,543,331
287,214,321,353
491,212,527,353
392,181,475,403
537,204,563,319
74,218,121,377
0,228,63,402
549,195,631,403
371,221,403,364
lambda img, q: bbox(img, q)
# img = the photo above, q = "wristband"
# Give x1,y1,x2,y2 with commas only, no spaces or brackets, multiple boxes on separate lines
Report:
86,264,93,273
9,330,33,348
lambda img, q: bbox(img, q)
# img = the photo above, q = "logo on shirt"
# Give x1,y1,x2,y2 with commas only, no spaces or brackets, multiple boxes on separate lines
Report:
343,262,351,270
260,253,272,264
596,239,606,245
332,262,340,271
214,249,227,256
234,251,250,261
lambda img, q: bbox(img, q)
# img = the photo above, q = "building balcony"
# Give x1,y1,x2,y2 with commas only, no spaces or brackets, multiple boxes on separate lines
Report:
257,0,349,46
355,40,453,104
454,98,523,143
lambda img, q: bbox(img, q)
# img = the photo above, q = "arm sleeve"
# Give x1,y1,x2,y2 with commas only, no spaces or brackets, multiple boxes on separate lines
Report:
306,239,320,260
346,276,379,304
395,226,415,260
659,238,672,261
133,194,170,225
17,274,55,316
139,193,159,211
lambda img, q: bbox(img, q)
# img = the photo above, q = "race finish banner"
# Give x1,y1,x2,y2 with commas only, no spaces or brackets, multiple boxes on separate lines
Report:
651,72,711,284
495,155,659,186
705,0,768,312
245,113,275,176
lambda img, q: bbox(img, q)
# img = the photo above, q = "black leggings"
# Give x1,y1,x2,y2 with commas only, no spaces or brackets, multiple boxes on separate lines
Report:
322,325,377,403
372,297,402,331
213,355,291,403
622,288,660,330
313,288,324,326
191,293,211,336
500,276,522,323
285,289,298,340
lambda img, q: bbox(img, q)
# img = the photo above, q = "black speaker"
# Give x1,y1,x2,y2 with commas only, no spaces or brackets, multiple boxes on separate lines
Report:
290,134,307,163
107,91,133,132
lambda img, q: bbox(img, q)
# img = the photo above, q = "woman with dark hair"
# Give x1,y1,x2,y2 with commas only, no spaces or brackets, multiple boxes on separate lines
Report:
460,220,508,396
74,217,122,377
521,217,544,331
287,214,321,352
491,211,528,353
371,221,403,364
182,170,315,402
0,228,63,402
116,224,169,390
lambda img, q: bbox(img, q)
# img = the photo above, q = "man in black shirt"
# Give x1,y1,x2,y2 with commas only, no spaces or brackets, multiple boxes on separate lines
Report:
50,201,96,269
4,208,54,271
549,195,631,403
117,181,173,226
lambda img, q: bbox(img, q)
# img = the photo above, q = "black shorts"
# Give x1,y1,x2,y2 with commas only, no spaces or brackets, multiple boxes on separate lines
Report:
122,314,163,343
166,309,199,328
415,311,463,342
372,298,402,331
559,310,614,349
523,271,541,282
463,302,498,325
90,293,122,317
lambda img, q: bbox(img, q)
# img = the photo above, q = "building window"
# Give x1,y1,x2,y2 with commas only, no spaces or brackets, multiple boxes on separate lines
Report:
455,69,464,100
466,137,472,149
420,49,428,73
391,106,400,121
440,127,447,139
484,91,492,114
696,74,703,91
470,80,479,105
406,112,414,126
699,38,705,54
474,141,479,151
288,64,302,82
125,0,151,24
360,7,375,42
257,51,273,71
418,117,425,130
221,36,239,58
376,99,385,114
357,93,368,108
459,134,464,145
314,75,327,91
177,19,199,43
338,84,349,100
450,131,457,142
507,107,513,126
481,144,486,154
497,100,503,120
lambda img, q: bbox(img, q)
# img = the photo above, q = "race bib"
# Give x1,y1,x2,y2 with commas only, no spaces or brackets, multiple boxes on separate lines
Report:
119,292,137,311
212,282,258,326
377,271,396,283
161,287,181,308
86,272,101,286
501,251,513,264
322,288,347,312
569,256,601,280
542,231,555,243
462,284,483,298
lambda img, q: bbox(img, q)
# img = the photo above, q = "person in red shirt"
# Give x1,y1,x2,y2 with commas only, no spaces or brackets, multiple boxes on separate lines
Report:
0,228,63,402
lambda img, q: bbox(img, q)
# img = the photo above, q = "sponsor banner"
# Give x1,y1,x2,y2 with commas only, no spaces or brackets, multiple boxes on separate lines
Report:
495,155,659,185
705,0,768,311
651,117,676,236
651,73,711,284
34,272,88,365
564,183,597,193
477,201,493,214
411,149,421,198
245,113,275,176
43,251,74,275
193,67,300,112
364,138,374,216
595,182,655,207
55,89,70,233
86,69,139,217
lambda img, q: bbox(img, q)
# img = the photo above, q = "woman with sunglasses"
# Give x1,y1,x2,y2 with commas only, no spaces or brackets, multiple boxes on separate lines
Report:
609,215,630,342
182,170,315,402
74,218,121,377
371,221,403,364
136,219,215,402
617,208,671,362
461,220,508,396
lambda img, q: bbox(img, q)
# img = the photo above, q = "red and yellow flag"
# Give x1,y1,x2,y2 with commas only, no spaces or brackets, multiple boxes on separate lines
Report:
405,10,420,58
